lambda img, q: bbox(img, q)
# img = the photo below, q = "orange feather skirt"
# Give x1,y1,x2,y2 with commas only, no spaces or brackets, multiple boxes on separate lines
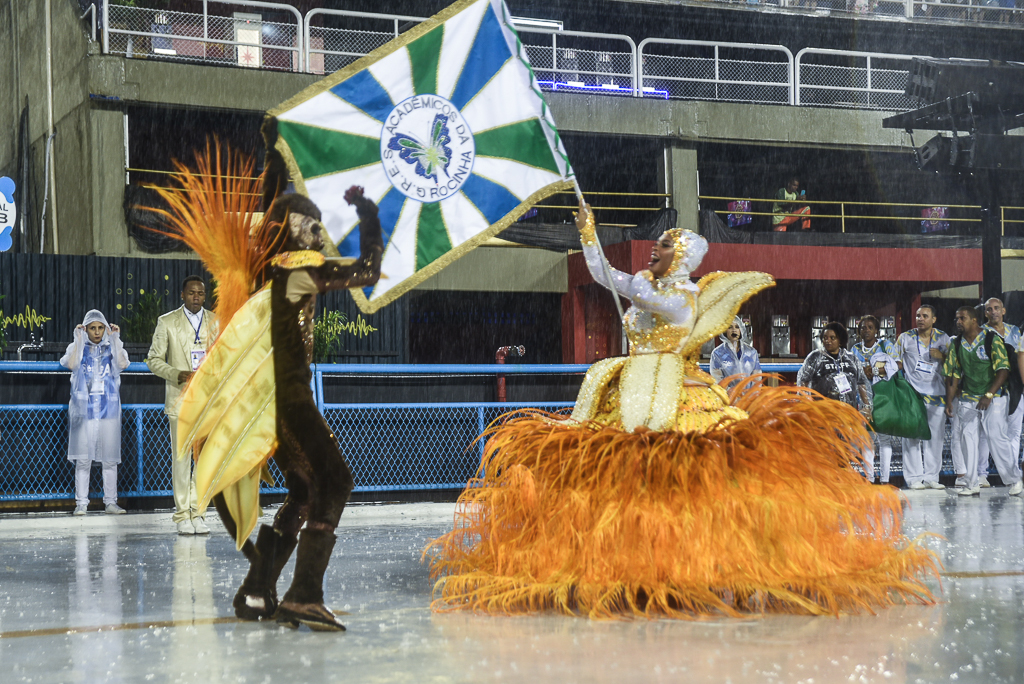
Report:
425,374,939,619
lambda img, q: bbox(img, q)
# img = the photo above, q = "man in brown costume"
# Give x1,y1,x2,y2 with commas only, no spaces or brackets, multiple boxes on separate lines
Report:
212,185,382,631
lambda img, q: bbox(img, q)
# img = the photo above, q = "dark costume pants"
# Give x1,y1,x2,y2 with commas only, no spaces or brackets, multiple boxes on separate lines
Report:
214,400,354,614
274,401,354,537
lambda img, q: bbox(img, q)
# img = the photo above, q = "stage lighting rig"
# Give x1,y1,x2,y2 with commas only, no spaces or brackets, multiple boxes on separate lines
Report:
882,58,1024,300
883,59,1024,172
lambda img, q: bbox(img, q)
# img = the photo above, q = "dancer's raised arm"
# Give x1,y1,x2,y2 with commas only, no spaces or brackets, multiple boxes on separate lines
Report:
576,200,632,298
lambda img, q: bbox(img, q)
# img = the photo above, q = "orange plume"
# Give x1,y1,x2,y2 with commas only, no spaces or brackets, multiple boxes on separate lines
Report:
426,375,939,619
141,140,282,334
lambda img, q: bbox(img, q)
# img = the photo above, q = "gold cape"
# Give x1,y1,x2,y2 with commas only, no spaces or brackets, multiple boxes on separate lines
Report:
176,285,277,549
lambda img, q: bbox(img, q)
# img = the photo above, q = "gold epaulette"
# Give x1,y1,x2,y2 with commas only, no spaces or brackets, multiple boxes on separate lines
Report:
271,250,327,270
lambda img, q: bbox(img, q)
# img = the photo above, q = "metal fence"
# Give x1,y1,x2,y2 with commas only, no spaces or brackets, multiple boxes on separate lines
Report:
2,360,1004,503
795,48,924,110
96,2,1024,114
91,1,1024,97
304,8,423,76
303,10,640,97
104,0,304,72
0,362,581,502
639,39,794,104
916,0,1022,24
699,193,983,233
521,29,639,97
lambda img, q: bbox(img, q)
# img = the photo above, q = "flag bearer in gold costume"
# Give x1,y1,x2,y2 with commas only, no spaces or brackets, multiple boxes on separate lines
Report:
426,201,939,620
151,145,382,632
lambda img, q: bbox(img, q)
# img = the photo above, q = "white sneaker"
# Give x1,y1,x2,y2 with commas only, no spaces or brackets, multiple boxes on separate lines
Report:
73,504,88,516
105,503,126,515
909,482,927,490
192,517,210,535
925,481,945,490
1009,482,1024,497
954,476,967,487
979,480,992,488
958,486,981,496
177,519,196,535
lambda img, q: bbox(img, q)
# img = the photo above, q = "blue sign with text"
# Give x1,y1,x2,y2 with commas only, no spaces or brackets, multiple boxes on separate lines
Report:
0,176,15,252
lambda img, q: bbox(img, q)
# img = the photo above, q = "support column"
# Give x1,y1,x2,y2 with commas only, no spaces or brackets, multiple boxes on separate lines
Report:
660,143,699,231
90,107,130,256
972,168,1003,301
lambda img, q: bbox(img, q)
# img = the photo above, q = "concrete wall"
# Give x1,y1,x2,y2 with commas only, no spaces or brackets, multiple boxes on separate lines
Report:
0,0,955,266
920,258,1024,299
545,94,915,151
414,246,567,293
1003,259,1024,293
2,0,101,255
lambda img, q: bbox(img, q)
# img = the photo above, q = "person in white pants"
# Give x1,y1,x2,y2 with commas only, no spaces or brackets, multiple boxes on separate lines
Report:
60,310,130,515
895,305,950,490
145,276,217,536
976,298,1024,488
950,409,965,484
854,316,899,484
944,305,1023,497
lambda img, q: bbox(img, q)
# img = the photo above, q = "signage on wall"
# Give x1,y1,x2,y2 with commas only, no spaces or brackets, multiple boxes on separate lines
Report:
0,176,15,252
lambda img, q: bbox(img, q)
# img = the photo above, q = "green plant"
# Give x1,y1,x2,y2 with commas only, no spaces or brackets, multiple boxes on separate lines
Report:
120,291,164,344
313,310,380,363
313,310,350,363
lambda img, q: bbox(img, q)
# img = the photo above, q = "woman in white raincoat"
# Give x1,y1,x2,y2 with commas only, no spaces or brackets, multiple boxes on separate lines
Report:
709,316,762,389
60,310,130,515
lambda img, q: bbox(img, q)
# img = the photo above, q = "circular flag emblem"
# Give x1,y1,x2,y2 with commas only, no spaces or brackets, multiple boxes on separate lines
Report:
380,94,475,203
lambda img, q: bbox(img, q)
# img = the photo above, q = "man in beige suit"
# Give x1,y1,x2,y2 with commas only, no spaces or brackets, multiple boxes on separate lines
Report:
146,276,217,535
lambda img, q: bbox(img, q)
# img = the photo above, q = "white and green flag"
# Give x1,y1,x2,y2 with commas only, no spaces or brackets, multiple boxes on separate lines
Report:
268,0,575,313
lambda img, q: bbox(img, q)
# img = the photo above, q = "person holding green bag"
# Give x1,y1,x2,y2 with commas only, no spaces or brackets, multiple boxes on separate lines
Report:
943,306,1023,497
894,305,951,490
854,316,899,485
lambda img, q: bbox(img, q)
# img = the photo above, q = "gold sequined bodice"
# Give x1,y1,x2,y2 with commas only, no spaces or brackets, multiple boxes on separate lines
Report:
624,304,694,355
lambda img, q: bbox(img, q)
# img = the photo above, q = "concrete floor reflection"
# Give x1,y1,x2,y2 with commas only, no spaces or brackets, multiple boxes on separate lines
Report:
0,493,1022,683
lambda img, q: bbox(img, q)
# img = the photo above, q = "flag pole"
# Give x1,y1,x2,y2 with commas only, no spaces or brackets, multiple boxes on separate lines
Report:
573,180,626,321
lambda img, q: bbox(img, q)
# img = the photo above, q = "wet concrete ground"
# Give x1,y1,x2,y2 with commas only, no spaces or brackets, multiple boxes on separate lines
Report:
0,490,1022,683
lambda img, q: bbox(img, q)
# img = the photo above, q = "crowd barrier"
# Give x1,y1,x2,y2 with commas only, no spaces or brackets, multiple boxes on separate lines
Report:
0,361,999,503
91,1,1022,113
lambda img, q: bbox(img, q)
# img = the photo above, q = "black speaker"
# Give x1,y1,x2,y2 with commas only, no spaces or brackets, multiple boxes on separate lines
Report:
906,58,1024,113
915,134,949,169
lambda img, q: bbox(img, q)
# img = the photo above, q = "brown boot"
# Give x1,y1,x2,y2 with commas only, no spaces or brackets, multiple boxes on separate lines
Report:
274,528,345,631
233,525,297,621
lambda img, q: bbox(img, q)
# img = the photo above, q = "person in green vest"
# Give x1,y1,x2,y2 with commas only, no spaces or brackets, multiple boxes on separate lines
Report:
943,305,1023,497
771,176,811,232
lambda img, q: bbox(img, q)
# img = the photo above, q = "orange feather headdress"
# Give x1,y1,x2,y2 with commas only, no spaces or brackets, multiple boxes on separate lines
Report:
142,140,283,334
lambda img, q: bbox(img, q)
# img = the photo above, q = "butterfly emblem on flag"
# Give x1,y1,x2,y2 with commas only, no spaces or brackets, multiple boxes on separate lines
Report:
388,114,453,183
266,0,575,314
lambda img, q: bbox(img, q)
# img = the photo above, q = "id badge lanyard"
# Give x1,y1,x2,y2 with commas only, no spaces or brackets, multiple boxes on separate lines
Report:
188,310,206,371
188,310,204,345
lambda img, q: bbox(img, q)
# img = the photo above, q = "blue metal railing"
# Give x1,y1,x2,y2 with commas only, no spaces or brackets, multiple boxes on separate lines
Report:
0,361,971,503
0,362,598,502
